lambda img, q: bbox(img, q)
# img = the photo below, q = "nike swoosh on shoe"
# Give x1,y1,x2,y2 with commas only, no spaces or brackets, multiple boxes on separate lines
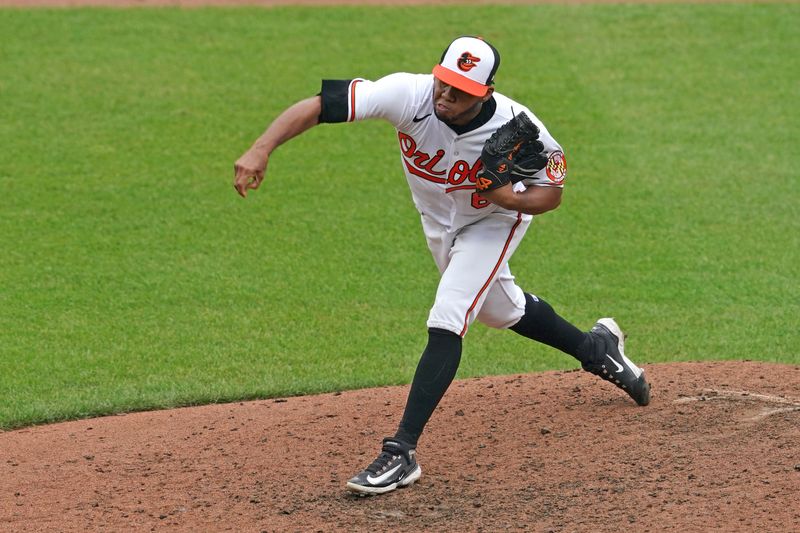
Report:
366,464,403,485
605,353,624,373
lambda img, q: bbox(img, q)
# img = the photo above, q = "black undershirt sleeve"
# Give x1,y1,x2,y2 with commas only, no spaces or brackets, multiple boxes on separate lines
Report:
318,79,353,124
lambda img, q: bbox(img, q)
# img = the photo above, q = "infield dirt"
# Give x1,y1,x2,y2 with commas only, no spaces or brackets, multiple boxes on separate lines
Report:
2,361,799,532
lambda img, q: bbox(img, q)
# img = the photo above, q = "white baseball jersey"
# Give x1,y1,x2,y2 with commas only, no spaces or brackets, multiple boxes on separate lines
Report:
319,73,568,336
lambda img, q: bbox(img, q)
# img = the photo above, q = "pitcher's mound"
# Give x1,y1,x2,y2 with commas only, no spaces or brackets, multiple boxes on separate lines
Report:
2,361,799,532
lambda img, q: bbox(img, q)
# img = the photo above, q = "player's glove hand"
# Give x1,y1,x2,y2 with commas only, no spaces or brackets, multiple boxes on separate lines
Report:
476,113,548,192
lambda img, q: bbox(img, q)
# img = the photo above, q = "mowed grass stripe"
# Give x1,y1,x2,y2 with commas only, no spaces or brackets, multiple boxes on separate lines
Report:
0,5,797,428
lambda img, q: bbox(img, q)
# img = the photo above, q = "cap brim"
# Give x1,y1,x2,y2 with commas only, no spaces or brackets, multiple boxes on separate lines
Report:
432,65,489,97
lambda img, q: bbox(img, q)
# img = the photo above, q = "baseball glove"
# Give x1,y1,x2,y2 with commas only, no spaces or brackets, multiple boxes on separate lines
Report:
475,113,548,192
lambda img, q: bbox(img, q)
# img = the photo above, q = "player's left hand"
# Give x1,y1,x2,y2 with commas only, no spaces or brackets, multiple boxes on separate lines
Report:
476,113,547,193
233,149,269,198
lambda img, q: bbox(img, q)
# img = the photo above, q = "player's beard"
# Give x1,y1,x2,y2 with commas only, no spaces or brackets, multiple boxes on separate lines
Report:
433,101,484,127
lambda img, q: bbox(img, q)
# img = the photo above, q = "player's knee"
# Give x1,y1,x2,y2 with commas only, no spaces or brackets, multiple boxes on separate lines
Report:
477,294,526,329
477,310,522,330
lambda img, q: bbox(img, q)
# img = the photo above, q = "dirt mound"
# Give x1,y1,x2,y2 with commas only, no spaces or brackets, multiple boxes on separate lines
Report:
2,361,799,532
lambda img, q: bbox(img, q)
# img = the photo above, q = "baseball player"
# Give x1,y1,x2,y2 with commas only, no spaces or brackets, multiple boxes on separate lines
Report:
234,36,651,496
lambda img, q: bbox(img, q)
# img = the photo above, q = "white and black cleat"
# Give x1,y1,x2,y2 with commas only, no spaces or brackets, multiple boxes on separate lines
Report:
346,438,422,496
583,318,651,406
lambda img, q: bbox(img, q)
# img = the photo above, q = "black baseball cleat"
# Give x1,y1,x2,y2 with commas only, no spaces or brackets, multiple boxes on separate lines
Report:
346,438,422,496
582,318,651,406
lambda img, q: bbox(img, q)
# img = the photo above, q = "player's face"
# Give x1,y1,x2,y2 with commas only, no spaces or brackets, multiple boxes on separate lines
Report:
432,78,493,126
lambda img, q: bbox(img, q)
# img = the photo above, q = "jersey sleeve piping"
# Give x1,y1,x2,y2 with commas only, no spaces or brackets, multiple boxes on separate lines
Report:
348,79,362,122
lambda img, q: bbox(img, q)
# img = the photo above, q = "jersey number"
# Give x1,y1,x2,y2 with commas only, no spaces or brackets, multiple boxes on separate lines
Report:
471,192,490,209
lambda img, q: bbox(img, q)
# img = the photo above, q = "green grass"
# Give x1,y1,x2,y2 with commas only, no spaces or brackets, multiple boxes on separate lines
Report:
0,5,798,429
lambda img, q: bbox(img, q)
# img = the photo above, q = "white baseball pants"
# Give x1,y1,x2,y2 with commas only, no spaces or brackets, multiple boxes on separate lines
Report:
422,211,532,337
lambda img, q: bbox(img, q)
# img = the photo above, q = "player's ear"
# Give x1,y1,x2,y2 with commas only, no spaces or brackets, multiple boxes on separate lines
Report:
481,86,495,102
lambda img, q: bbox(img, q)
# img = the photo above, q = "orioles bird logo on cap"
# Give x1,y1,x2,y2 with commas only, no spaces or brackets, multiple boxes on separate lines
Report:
457,52,480,72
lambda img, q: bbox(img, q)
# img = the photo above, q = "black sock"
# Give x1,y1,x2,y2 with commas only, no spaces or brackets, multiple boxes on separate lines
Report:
394,328,462,447
510,293,595,363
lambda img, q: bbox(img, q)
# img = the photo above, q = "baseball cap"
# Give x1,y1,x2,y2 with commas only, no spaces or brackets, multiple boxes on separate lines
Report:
432,36,500,97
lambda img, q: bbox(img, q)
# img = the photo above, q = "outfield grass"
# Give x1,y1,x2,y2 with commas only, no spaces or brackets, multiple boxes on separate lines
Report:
0,5,797,429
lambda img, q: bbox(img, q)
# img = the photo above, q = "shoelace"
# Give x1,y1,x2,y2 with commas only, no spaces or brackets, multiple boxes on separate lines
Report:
366,449,401,475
